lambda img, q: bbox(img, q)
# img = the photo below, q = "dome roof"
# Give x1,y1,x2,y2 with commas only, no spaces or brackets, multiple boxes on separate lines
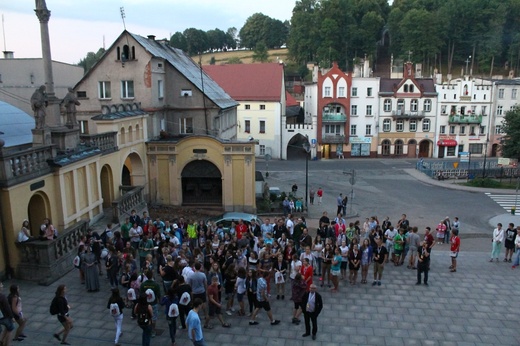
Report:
0,101,34,147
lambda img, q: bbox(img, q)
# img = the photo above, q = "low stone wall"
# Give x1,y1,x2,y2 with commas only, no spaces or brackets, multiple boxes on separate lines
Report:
15,219,89,285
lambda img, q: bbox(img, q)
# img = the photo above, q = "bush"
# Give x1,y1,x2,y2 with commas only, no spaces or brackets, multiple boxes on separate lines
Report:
466,177,503,188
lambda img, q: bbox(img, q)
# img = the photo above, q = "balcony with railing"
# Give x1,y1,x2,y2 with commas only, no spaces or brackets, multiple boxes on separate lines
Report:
80,131,118,154
322,113,347,123
448,114,483,124
0,145,54,188
391,110,425,119
321,134,347,144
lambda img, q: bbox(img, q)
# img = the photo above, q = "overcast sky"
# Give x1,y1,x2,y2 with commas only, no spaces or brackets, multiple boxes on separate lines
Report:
1,0,295,64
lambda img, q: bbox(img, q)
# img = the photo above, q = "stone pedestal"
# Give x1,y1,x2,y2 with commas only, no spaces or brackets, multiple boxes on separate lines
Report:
50,127,80,151
32,128,52,145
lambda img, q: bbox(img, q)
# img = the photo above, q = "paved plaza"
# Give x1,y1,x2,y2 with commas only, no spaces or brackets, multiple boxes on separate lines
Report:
2,166,520,345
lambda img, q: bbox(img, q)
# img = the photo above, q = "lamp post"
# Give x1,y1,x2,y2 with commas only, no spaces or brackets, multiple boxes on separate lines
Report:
303,138,311,210
482,137,489,178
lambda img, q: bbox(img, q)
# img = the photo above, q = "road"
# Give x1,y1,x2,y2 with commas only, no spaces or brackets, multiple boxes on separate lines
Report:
259,158,504,234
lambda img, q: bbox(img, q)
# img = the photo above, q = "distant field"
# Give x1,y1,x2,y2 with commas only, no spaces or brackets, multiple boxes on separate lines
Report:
195,48,290,65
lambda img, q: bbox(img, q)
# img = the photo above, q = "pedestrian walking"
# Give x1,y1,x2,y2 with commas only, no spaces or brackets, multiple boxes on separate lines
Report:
341,194,348,216
0,282,15,346
8,284,27,342
134,293,153,346
249,271,280,326
160,287,179,346
512,226,520,268
309,187,315,205
186,298,206,346
416,242,430,285
316,187,323,205
450,229,460,272
336,193,343,215
490,223,504,262
504,223,516,262
51,284,73,345
107,288,124,346
301,284,323,340
372,238,388,286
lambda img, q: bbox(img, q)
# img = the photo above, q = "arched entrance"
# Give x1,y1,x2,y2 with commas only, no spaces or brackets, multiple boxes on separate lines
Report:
287,133,309,160
121,152,145,186
181,160,222,205
100,164,114,208
491,143,499,157
407,139,417,158
419,140,431,158
27,192,50,236
395,140,404,156
381,139,391,156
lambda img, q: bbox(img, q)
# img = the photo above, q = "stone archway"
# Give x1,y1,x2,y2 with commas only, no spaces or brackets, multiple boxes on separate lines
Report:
122,152,145,186
181,160,222,205
286,133,309,160
27,192,50,236
419,140,431,158
407,139,417,158
100,164,114,208
491,143,499,157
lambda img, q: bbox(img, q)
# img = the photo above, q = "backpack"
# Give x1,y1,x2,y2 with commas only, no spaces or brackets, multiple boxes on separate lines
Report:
145,288,155,303
110,303,120,316
179,292,191,306
137,305,150,326
127,288,136,301
73,255,81,269
50,297,59,315
168,303,179,318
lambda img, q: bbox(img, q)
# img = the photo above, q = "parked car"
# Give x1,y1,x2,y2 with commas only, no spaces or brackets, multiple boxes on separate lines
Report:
207,212,262,232
269,187,282,200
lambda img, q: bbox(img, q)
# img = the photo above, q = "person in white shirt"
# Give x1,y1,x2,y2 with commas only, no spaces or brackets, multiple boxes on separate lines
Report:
490,223,505,262
384,226,397,263
286,215,295,237
512,226,520,268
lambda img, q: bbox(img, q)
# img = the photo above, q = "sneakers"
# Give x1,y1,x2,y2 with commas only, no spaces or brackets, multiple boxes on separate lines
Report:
271,320,281,325
225,310,233,316
377,281,381,286
372,281,377,286
249,321,259,325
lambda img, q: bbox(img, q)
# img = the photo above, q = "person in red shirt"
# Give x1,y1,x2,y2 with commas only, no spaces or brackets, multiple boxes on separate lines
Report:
449,229,460,272
235,219,248,240
316,188,323,205
424,227,435,250
300,258,313,291
206,276,231,328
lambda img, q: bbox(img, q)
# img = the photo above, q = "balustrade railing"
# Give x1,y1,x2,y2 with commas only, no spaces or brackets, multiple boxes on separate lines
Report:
80,131,118,154
285,123,313,130
15,219,89,285
112,186,146,223
0,145,54,187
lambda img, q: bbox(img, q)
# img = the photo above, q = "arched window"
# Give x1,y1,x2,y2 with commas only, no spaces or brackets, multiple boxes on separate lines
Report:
409,84,414,92
382,139,391,156
395,140,404,155
120,127,126,145
122,45,130,61
128,126,133,142
135,124,140,140
404,85,409,92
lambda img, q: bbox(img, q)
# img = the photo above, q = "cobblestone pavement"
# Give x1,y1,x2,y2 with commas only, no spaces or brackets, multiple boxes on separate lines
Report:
2,239,519,346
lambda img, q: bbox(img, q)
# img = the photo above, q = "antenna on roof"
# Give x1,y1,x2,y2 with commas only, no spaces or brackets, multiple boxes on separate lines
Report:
2,14,7,52
119,7,130,67
120,7,127,31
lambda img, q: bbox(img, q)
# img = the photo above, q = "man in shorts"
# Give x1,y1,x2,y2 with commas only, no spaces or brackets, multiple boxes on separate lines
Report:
206,276,231,328
0,282,15,346
249,271,280,326
372,238,388,286
187,263,209,327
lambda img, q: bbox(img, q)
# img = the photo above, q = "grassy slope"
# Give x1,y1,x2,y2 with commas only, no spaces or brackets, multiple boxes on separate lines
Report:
195,48,290,65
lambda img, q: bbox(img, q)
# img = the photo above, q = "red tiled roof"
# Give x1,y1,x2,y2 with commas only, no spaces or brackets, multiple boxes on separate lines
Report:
286,91,299,107
203,63,284,102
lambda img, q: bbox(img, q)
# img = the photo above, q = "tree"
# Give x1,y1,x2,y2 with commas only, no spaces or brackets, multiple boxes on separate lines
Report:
77,48,106,74
206,28,227,51
500,106,520,159
170,31,188,51
239,13,289,49
183,28,208,55
288,0,321,65
252,42,270,62
226,27,238,49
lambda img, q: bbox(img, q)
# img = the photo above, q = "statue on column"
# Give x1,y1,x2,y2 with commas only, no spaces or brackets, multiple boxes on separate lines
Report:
31,85,48,129
62,87,80,128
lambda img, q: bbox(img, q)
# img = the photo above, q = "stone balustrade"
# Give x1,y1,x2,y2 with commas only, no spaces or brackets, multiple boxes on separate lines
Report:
80,131,118,154
112,186,146,223
15,219,89,285
0,145,54,187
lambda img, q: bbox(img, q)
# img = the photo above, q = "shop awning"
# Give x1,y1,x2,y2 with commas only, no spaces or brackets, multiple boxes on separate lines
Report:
437,139,457,146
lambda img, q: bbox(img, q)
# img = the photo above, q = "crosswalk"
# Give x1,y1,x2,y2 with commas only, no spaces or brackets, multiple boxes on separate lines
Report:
485,193,520,213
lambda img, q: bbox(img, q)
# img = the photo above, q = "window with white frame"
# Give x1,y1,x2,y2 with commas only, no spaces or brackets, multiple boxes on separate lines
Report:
497,106,503,115
384,99,391,112
79,120,89,134
495,125,502,134
180,117,193,134
383,119,391,132
324,87,331,97
158,80,164,99
440,125,446,134
366,124,372,135
351,105,357,116
338,87,345,97
460,126,465,134
469,143,483,154
121,80,134,98
498,88,504,99
410,120,417,132
260,145,266,156
396,120,404,132
422,119,430,132
367,87,373,97
424,99,431,112
259,120,266,133
411,99,418,112
366,105,372,116
351,87,358,97
260,105,266,110
244,120,250,133
98,81,111,99
513,89,518,99
350,124,357,135
449,125,455,134
325,125,341,134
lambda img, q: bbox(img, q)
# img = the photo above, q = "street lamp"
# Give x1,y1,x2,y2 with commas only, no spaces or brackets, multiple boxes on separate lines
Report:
302,137,311,210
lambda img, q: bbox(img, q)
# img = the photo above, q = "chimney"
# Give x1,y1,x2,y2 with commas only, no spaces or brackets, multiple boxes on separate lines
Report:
147,35,156,41
3,51,14,59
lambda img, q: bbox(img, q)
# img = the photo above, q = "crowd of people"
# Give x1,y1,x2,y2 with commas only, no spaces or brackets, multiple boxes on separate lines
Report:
47,208,468,345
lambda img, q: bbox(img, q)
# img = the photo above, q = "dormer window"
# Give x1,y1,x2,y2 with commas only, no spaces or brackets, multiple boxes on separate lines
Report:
404,85,408,92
